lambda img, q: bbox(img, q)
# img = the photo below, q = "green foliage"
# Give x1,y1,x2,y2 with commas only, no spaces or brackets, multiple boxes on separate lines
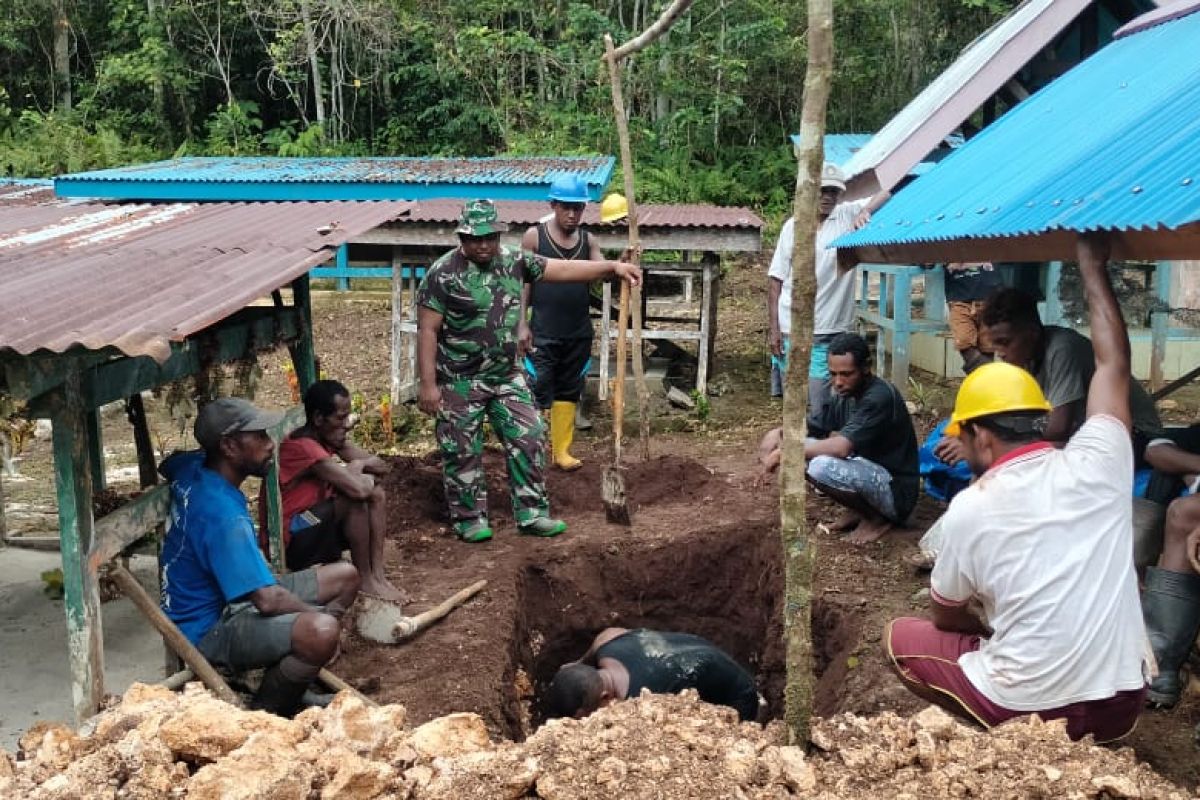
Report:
0,0,1013,218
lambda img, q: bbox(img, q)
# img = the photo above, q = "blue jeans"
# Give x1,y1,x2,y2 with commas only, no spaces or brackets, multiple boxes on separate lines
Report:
807,454,898,521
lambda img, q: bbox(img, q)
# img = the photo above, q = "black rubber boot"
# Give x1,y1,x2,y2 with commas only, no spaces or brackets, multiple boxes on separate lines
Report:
1143,566,1200,708
252,664,312,717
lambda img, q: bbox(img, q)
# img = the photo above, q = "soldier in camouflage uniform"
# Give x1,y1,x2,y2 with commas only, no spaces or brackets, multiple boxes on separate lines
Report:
416,199,642,543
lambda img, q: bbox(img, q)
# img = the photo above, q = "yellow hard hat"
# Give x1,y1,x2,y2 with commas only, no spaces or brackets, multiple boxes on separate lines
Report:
600,193,628,223
944,361,1051,437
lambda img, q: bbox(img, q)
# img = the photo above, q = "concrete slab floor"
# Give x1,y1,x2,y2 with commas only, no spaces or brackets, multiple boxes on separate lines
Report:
0,549,163,750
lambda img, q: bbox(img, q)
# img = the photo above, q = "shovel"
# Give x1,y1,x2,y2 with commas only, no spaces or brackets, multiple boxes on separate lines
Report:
604,277,632,525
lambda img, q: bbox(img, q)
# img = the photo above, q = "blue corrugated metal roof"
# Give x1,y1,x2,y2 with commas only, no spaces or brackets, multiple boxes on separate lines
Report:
792,133,956,177
836,5,1200,257
796,134,874,168
54,156,616,202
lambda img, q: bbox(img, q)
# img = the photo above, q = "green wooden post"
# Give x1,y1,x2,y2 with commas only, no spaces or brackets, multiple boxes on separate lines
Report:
291,275,318,392
86,408,106,491
263,407,306,573
51,366,106,722
334,244,350,292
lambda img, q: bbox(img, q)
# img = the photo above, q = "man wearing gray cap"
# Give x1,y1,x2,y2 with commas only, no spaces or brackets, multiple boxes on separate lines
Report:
159,397,360,716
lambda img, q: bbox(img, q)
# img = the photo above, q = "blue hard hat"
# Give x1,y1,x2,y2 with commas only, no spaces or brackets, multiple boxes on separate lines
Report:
548,175,591,204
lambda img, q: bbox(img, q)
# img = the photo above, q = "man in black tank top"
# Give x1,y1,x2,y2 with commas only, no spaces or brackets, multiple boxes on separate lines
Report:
547,627,761,722
520,175,602,471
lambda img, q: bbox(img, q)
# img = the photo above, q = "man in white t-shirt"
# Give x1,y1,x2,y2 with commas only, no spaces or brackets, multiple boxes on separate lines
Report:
766,164,888,417
885,234,1148,743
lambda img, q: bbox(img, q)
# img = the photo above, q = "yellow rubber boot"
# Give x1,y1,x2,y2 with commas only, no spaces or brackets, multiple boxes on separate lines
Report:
550,401,583,471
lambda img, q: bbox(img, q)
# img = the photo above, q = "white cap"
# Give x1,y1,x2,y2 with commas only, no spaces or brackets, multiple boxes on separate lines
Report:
821,163,847,191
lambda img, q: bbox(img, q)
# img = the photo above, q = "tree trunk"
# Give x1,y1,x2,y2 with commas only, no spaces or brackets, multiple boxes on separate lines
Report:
52,0,71,112
780,0,833,746
300,0,327,128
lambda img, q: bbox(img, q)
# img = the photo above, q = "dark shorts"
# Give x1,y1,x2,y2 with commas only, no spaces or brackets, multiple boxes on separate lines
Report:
197,569,320,671
886,617,1145,743
285,498,346,572
526,336,592,408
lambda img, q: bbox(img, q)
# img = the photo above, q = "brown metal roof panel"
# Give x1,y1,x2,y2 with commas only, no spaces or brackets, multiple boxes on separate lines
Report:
0,199,412,360
396,199,763,229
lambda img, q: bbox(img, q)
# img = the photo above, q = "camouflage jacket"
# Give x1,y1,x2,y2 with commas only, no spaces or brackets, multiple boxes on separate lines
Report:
417,245,547,383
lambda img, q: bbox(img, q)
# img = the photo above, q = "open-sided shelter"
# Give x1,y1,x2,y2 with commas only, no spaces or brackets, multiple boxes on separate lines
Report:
0,181,410,722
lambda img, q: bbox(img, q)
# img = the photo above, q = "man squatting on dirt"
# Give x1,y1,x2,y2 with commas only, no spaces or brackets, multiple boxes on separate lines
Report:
546,627,762,722
885,234,1149,743
264,379,405,604
416,199,642,543
760,333,920,544
160,399,360,717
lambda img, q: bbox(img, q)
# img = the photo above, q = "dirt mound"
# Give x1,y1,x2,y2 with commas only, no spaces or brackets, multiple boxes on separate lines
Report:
3,684,1190,799
380,450,720,527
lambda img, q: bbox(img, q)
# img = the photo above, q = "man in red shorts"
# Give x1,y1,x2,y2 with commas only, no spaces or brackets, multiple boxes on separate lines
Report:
885,234,1149,743
266,379,405,603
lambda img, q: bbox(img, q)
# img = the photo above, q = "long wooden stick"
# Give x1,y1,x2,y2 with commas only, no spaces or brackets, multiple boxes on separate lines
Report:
108,563,242,707
318,668,378,707
393,579,488,641
605,33,650,462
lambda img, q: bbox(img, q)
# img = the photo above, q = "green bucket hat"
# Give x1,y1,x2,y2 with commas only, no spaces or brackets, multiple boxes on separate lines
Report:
456,199,509,236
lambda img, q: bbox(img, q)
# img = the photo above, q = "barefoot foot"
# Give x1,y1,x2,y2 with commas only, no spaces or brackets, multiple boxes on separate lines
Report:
830,510,862,533
844,517,893,544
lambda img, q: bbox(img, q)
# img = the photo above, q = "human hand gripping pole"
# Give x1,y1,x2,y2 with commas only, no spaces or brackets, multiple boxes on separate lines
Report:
1076,232,1132,431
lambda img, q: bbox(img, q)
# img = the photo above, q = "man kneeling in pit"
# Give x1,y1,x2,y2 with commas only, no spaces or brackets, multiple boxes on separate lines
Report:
547,627,762,722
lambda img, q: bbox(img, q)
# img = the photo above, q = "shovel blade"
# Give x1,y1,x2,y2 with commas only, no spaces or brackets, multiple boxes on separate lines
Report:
602,466,631,526
354,594,409,644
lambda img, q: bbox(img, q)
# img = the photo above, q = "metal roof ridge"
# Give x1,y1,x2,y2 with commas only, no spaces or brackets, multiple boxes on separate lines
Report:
1115,0,1200,36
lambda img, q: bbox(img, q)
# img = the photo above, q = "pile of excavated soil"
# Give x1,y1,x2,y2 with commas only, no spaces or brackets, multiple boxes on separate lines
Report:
2,683,1190,800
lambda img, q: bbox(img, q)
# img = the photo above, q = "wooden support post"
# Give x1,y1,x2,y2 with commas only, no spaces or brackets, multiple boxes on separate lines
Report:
334,244,350,292
126,394,159,489
291,275,318,393
1150,260,1173,392
262,406,306,572
1042,261,1065,325
51,366,106,723
891,269,913,387
696,255,715,395
923,267,947,323
86,408,106,492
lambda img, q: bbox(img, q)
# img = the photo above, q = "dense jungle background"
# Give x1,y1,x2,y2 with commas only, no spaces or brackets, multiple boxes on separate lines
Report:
0,0,1012,216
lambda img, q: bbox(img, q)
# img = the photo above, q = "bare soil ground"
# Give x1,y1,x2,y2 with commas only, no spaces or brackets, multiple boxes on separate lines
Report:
3,266,1200,791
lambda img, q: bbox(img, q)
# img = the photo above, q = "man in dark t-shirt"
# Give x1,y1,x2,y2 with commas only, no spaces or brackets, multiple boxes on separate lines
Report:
519,176,603,472
547,627,761,721
805,332,920,544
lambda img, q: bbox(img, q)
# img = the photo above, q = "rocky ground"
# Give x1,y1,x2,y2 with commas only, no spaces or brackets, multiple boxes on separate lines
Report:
1,683,1192,800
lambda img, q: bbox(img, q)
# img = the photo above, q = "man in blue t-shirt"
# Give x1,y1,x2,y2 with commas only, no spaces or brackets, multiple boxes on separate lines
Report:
159,398,360,716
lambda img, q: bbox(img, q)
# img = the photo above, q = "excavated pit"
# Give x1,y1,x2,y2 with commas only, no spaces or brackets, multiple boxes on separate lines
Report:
502,517,785,738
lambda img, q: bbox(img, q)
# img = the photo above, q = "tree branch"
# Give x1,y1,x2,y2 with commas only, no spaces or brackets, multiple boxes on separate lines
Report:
604,0,695,63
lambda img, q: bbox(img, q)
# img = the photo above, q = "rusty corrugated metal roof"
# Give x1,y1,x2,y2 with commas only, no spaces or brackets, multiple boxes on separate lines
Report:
397,199,763,229
0,195,412,362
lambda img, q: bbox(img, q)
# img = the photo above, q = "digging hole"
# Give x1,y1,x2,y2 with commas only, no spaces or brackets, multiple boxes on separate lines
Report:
501,519,786,738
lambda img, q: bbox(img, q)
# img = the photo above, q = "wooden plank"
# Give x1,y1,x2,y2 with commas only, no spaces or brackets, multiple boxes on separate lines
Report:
334,243,351,292
891,270,913,386
1153,362,1200,401
51,366,106,723
87,485,170,571
86,409,106,492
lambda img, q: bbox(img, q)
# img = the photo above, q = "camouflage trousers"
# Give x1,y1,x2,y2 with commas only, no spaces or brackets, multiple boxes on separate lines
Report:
435,375,550,529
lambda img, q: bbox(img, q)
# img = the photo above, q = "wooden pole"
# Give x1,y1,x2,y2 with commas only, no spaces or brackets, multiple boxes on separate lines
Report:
780,0,834,745
604,34,651,461
392,579,488,641
318,668,379,707
52,365,106,723
107,563,242,707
